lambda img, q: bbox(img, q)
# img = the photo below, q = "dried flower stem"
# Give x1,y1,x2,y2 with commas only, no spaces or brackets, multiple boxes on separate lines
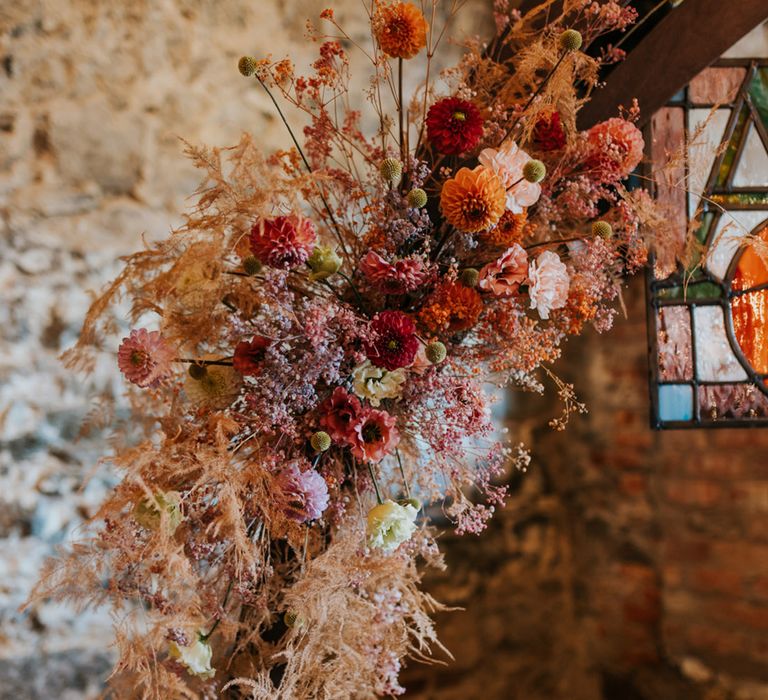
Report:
395,448,411,499
367,462,384,505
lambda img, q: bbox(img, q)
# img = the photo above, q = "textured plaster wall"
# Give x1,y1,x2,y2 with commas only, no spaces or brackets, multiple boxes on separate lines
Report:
0,1,488,697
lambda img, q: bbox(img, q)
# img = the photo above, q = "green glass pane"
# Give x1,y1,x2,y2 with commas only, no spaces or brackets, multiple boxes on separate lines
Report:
716,105,749,187
710,192,768,206
749,68,768,130
657,282,723,301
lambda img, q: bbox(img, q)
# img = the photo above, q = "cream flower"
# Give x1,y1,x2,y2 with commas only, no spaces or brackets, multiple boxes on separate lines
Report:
352,361,406,407
169,636,215,679
134,491,183,534
528,250,570,320
478,141,542,214
367,499,418,553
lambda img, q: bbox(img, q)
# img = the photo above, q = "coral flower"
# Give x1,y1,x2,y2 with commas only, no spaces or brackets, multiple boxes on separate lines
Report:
233,336,271,376
440,166,506,234
533,111,567,151
275,463,330,523
364,311,419,370
117,329,175,388
426,97,484,155
586,118,644,180
478,244,528,297
359,251,428,294
374,2,428,60
418,281,483,335
478,141,542,214
350,408,400,462
528,250,570,320
484,209,528,247
249,215,316,270
319,386,364,444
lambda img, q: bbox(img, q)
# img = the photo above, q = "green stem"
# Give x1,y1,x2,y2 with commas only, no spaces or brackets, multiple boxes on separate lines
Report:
398,57,406,165
367,463,384,505
395,448,411,499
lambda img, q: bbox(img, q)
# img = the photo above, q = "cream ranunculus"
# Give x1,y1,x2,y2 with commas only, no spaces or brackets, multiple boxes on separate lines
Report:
352,361,406,407
527,250,570,320
169,636,215,679
366,499,418,553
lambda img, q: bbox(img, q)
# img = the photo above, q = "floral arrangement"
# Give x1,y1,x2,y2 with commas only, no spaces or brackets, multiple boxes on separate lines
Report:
33,1,665,697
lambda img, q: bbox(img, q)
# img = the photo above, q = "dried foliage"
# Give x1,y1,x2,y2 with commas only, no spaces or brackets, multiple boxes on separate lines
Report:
30,1,679,697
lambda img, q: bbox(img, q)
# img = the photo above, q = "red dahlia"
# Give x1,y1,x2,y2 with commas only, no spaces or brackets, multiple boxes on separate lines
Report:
426,97,484,155
233,336,271,376
364,311,419,371
249,215,316,270
533,111,567,151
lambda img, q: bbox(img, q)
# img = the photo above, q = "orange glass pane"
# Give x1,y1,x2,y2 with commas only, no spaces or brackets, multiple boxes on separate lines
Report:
732,225,768,373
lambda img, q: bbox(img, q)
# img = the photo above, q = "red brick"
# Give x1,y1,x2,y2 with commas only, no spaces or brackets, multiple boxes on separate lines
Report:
689,568,744,597
619,473,647,496
663,478,723,508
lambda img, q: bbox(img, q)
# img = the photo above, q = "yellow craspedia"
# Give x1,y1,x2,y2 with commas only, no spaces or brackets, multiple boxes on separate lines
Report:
523,159,546,184
380,158,403,184
592,220,613,239
310,430,332,453
558,29,583,52
407,188,428,208
238,56,257,76
425,341,447,364
460,267,479,288
242,256,262,276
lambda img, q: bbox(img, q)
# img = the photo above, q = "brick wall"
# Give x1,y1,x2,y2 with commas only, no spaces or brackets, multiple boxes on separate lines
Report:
407,274,768,699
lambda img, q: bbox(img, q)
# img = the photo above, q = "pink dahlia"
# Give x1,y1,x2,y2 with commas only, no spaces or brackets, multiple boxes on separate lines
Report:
249,215,316,270
527,250,570,320
478,244,528,297
364,311,419,371
350,408,400,462
586,118,644,180
275,463,330,523
359,251,428,294
233,336,271,376
319,386,364,444
426,97,484,155
117,329,175,388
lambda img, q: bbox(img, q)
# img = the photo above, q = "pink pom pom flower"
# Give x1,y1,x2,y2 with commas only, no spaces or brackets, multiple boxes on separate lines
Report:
117,329,175,388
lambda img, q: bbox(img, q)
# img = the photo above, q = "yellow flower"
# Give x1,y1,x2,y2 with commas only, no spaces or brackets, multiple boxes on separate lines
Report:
367,499,418,552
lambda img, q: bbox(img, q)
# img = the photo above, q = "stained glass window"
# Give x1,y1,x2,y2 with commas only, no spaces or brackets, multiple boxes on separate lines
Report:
648,35,768,428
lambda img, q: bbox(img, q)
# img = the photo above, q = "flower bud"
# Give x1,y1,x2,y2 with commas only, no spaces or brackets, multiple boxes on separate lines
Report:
380,158,403,185
242,256,262,276
310,430,332,453
307,246,342,281
188,363,207,380
592,220,613,239
460,267,479,288
238,56,257,77
406,188,427,208
558,29,582,52
522,159,546,183
425,341,447,364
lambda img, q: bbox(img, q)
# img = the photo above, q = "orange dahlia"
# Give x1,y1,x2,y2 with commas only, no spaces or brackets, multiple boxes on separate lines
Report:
374,2,428,60
484,209,528,248
440,166,506,234
418,281,483,335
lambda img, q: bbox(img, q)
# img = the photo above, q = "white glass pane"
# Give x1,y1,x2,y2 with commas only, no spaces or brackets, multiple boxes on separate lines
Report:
722,20,768,59
688,108,731,215
733,122,768,187
694,305,748,381
705,210,768,279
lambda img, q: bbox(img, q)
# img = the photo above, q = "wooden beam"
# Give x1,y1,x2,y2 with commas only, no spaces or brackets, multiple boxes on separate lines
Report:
578,0,768,128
